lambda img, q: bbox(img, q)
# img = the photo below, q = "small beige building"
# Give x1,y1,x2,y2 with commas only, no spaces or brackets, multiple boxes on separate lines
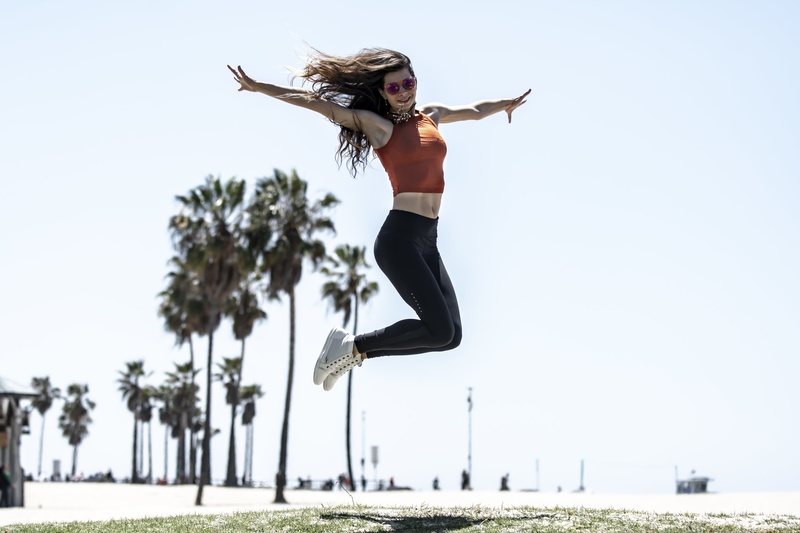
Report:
0,376,38,507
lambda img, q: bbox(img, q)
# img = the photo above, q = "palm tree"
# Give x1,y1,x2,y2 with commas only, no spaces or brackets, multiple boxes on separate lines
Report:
158,255,211,484
117,360,148,483
140,386,156,483
169,175,246,505
165,361,200,484
30,376,61,479
239,384,264,487
57,383,95,478
245,168,339,503
154,384,174,483
320,244,379,491
214,356,242,487
228,276,267,402
221,277,266,487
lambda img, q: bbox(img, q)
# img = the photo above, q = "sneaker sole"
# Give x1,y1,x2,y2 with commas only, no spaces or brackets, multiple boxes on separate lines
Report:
313,328,340,385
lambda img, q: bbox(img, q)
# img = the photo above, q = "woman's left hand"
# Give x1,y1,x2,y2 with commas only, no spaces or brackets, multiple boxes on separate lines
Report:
505,89,531,123
227,65,258,92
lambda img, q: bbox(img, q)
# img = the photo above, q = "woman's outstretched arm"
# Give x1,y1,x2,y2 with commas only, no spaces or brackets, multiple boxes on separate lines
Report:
227,64,387,139
420,89,531,124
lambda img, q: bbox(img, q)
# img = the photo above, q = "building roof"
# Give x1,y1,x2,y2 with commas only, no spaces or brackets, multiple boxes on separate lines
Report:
0,376,39,399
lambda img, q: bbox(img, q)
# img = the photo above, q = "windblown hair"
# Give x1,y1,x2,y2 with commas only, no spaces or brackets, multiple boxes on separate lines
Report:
293,47,415,177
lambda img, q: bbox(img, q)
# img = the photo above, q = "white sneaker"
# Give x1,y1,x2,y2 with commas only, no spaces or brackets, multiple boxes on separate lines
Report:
322,353,362,391
313,327,355,386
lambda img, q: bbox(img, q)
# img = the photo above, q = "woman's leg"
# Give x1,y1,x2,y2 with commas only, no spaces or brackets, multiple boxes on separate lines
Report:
365,249,461,357
354,213,462,357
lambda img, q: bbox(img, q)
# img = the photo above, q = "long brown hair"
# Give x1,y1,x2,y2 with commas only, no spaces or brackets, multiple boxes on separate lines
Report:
294,47,414,177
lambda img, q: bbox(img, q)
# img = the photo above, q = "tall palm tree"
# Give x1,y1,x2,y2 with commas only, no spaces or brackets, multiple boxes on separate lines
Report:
158,255,211,484
30,376,61,479
240,384,264,487
214,356,242,487
246,169,338,503
57,383,95,478
170,175,246,505
165,361,200,484
117,360,148,483
320,244,379,491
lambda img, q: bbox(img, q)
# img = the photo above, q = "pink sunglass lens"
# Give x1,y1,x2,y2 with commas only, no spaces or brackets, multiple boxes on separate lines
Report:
385,78,415,95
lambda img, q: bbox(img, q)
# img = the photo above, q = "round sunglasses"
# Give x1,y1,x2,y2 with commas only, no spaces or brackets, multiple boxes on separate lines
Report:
384,77,416,96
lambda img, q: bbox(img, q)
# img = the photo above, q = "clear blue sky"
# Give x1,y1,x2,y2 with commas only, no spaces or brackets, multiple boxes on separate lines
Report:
2,0,799,495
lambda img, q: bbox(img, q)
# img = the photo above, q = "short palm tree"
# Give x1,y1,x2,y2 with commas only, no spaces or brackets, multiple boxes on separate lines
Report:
321,244,379,490
153,384,174,483
140,386,156,483
165,361,200,484
228,275,267,396
214,356,242,487
239,384,264,487
117,360,148,483
57,383,95,478
221,277,266,487
245,168,338,503
158,255,211,484
169,175,246,505
30,376,61,479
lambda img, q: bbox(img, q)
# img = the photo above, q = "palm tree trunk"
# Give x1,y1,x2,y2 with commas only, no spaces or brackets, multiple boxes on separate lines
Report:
195,327,215,505
138,419,144,481
38,414,46,479
189,429,197,484
147,421,153,483
225,401,237,486
163,423,169,483
189,336,198,485
132,416,139,483
71,445,78,477
177,415,186,483
225,337,245,487
243,423,252,486
274,287,296,504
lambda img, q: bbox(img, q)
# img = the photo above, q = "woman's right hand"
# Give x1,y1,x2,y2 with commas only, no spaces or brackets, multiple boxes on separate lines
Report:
227,65,257,92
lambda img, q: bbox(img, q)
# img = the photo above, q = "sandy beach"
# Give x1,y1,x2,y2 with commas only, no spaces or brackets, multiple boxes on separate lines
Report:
2,483,800,526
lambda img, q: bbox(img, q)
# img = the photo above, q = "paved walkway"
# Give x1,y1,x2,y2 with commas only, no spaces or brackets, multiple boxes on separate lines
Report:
2,483,800,526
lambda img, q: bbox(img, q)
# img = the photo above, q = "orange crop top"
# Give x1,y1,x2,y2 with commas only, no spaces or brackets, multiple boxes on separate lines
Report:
375,112,447,197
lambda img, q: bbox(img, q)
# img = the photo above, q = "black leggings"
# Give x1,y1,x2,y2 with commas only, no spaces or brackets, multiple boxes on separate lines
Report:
354,210,462,358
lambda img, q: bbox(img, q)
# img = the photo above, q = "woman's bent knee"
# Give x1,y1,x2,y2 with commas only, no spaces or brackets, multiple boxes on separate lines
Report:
431,323,461,351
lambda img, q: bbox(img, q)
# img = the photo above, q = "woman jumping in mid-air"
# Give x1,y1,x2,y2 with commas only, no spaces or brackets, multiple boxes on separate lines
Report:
229,47,529,391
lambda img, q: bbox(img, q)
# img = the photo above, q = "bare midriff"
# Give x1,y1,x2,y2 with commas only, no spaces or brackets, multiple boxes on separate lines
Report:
392,192,442,219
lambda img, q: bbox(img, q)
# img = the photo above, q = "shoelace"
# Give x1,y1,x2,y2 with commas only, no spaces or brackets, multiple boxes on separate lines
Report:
325,353,361,375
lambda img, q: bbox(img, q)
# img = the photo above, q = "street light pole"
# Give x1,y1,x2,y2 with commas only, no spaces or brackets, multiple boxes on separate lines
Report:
361,411,366,486
467,387,473,488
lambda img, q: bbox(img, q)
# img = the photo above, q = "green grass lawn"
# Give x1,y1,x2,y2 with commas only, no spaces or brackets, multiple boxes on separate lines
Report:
4,505,800,532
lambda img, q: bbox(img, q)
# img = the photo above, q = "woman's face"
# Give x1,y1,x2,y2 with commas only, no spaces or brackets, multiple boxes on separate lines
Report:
380,68,417,111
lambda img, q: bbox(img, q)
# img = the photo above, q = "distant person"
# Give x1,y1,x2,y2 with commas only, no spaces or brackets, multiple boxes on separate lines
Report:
433,476,440,490
500,473,510,491
461,469,471,491
0,465,12,507
228,49,530,391
361,475,367,492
